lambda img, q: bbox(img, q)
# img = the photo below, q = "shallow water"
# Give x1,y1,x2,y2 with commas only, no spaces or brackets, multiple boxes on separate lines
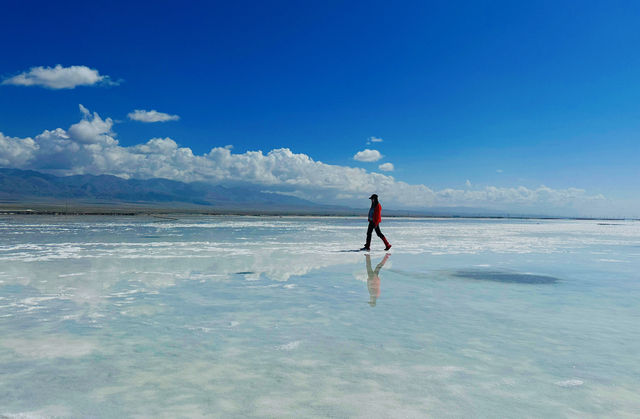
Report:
1,216,639,418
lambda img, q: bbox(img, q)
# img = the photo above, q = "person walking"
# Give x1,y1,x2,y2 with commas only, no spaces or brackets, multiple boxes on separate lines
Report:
361,194,392,251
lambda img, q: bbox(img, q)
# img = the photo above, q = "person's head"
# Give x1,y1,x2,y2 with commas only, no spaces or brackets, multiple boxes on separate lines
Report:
369,194,379,205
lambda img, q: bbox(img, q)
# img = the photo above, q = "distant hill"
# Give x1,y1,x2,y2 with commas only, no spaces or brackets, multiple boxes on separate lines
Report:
0,168,606,219
0,168,336,213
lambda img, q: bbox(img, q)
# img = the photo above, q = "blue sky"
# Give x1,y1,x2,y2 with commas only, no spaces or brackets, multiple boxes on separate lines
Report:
1,0,639,216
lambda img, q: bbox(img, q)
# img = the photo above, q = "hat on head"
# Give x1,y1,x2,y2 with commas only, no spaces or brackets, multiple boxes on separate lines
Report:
369,194,378,200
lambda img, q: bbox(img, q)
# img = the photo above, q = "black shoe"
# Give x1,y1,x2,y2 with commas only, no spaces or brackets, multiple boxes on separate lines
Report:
384,244,392,251
360,247,370,251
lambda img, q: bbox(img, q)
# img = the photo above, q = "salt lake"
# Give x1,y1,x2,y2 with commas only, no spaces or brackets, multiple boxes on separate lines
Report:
1,216,639,418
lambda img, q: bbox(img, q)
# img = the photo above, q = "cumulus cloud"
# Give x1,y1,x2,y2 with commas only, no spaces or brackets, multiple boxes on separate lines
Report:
354,149,382,162
1,65,117,89
378,162,394,171
68,105,116,145
433,186,604,209
128,109,180,123
0,105,607,214
0,133,39,167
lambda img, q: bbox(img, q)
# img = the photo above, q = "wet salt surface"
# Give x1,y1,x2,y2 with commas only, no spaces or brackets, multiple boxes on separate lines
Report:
1,216,639,417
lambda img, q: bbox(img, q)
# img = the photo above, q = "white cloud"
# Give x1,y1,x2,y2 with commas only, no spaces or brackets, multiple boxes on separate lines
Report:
79,104,91,116
465,179,472,188
0,105,609,215
0,133,39,167
367,136,383,145
354,149,383,162
378,162,394,171
128,109,180,123
433,186,604,209
68,105,117,145
1,65,117,89
496,169,503,173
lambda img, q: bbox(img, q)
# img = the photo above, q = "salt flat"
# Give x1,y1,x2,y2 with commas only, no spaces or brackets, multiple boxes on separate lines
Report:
1,216,639,417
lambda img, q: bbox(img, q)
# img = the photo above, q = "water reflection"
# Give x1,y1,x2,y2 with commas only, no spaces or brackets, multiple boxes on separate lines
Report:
365,254,389,307
388,268,560,285
451,270,559,284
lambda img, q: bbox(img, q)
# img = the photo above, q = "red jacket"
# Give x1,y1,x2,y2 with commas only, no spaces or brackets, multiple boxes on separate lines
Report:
369,203,382,225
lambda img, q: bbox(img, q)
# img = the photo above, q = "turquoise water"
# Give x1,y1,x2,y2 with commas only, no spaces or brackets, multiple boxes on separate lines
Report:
1,216,639,418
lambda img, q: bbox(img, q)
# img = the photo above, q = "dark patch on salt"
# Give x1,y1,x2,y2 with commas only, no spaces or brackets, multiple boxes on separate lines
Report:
451,270,559,284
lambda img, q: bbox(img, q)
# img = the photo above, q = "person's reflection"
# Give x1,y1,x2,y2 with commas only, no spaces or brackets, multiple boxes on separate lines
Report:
365,253,389,307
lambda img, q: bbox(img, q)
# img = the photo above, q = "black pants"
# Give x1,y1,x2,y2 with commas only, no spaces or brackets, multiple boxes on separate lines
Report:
365,222,386,247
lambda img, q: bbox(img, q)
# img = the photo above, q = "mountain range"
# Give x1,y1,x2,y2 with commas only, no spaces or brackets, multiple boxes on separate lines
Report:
0,168,594,218
0,168,335,213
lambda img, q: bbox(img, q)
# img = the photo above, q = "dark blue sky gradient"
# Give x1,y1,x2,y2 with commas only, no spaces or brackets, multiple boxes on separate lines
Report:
1,0,639,203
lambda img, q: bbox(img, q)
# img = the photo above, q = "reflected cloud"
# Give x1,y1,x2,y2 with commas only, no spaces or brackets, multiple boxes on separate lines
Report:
2,336,97,359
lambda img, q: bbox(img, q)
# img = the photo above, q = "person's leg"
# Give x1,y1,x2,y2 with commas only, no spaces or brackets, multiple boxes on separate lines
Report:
375,225,391,249
365,254,374,276
364,222,374,249
374,253,389,275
